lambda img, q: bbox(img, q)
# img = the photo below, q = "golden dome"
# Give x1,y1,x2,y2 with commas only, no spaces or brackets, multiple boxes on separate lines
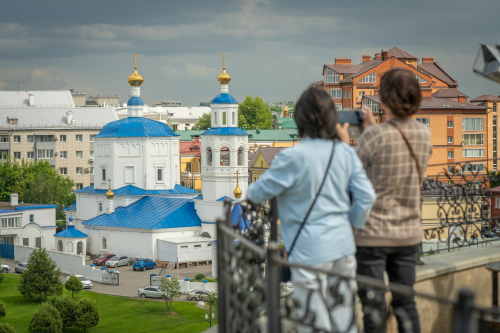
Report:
233,170,242,198
105,179,114,199
218,53,231,85
127,53,144,87
283,101,289,118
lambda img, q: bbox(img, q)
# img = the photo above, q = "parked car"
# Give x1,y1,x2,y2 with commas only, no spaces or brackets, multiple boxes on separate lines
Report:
1,264,10,273
92,254,116,266
105,256,131,268
138,286,166,299
186,289,212,301
15,262,28,274
133,259,156,271
66,275,93,289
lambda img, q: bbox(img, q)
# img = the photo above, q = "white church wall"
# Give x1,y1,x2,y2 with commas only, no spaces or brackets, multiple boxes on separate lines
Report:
195,200,224,224
85,227,154,259
19,223,55,250
14,245,85,275
75,193,143,221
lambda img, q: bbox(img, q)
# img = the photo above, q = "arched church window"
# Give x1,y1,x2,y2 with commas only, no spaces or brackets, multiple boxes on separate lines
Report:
220,146,230,166
223,112,227,125
233,112,236,125
206,147,213,166
214,112,217,125
67,241,73,253
77,241,84,255
57,240,63,252
494,103,498,113
102,238,107,250
238,147,244,166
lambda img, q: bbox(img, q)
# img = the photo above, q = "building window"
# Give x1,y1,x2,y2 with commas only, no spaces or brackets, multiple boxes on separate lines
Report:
359,91,366,98
194,244,201,248
447,121,453,128
186,162,191,172
30,214,34,223
76,151,83,159
60,135,66,142
9,118,18,125
102,238,107,250
462,134,484,145
27,151,34,159
90,151,94,159
326,68,340,83
23,238,29,246
58,240,63,252
448,166,455,174
416,118,430,126
157,168,163,182
494,103,497,113
90,135,94,142
447,136,453,143
27,135,34,143
238,147,244,166
496,196,500,209
462,118,483,131
220,147,230,166
329,89,342,99
206,147,212,166
76,167,83,175
13,135,21,143
37,150,54,159
416,75,426,83
363,98,378,112
98,202,103,213
76,183,83,190
0,135,8,143
359,71,376,83
60,151,67,159
463,149,484,157
76,135,83,142
36,237,41,248
14,152,21,159
102,168,106,181
60,167,67,175
38,135,53,142
463,163,484,173
223,112,227,125
90,167,94,175
335,104,342,110
448,151,454,159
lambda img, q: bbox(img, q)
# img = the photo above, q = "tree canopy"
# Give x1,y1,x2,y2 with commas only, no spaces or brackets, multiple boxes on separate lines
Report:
159,276,182,313
28,303,62,333
48,295,78,333
76,298,100,333
238,94,273,130
0,158,75,220
65,276,83,299
196,112,248,130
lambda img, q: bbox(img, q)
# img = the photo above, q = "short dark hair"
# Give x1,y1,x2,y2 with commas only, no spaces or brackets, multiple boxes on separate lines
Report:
379,69,421,118
294,87,338,140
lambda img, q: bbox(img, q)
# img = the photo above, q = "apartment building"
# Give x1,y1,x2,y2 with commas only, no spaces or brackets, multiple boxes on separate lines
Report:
0,107,118,189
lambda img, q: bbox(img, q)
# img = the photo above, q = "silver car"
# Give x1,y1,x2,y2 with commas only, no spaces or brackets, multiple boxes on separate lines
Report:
105,256,131,268
15,263,28,273
1,264,10,273
138,286,165,299
66,275,93,289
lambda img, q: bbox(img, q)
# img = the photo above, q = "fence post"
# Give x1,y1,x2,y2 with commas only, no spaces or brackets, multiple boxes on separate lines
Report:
216,199,232,333
453,289,476,333
270,197,278,242
267,241,281,333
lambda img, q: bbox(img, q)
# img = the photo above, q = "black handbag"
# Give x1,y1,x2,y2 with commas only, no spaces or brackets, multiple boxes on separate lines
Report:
281,141,336,282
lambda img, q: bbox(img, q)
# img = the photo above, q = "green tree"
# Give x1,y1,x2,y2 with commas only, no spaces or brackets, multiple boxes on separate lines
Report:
18,248,63,302
76,298,99,333
48,296,78,333
158,276,182,313
0,301,5,318
0,323,15,333
238,95,273,130
28,303,62,333
194,273,205,282
196,111,248,130
65,276,83,299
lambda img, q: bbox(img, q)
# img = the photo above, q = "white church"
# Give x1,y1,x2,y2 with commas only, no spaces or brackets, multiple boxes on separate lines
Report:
65,55,248,264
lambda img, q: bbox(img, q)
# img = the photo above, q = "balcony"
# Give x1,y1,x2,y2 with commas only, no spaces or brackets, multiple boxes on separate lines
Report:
0,142,9,150
35,142,55,150
210,160,500,333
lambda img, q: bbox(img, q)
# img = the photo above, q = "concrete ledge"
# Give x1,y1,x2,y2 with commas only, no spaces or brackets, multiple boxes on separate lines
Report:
416,242,500,282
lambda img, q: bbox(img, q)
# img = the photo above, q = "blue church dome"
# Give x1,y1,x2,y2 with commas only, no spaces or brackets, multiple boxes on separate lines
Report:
94,118,179,138
127,96,144,106
212,93,237,104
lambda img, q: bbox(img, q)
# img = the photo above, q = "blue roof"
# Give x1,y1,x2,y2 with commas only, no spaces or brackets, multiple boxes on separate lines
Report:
63,202,77,211
193,195,203,200
83,196,202,230
0,209,18,215
127,96,144,106
14,205,57,210
54,225,88,238
232,203,250,231
216,196,234,202
94,117,179,138
201,127,248,136
212,93,237,104
74,184,199,195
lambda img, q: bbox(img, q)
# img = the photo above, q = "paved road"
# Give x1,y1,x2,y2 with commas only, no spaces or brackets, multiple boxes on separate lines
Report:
1,258,213,298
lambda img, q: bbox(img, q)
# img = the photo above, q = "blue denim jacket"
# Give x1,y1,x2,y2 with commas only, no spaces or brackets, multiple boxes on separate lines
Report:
247,138,376,265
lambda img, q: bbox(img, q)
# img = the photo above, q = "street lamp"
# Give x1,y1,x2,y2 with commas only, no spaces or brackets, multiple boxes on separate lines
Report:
196,294,215,328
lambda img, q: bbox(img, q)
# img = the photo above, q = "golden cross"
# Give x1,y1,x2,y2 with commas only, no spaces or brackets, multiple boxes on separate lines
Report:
108,179,111,187
222,53,226,68
133,53,137,67
235,170,239,182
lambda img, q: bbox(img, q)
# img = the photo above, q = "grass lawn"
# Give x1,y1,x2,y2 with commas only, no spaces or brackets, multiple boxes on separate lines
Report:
0,274,216,333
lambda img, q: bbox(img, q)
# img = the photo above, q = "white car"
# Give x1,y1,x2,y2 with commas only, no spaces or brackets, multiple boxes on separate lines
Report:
66,275,93,289
105,255,131,268
1,264,10,273
138,286,166,299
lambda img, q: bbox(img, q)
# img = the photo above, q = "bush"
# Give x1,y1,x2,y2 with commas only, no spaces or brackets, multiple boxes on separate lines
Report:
48,295,78,332
65,276,83,299
76,298,99,333
19,248,63,302
0,301,5,318
28,303,62,333
0,323,15,333
194,273,206,282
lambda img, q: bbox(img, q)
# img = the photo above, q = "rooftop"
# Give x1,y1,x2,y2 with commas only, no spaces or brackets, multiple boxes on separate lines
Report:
54,225,88,238
175,128,300,142
432,88,469,99
94,117,179,138
0,90,75,108
470,95,500,102
364,95,487,110
74,184,199,195
0,202,57,211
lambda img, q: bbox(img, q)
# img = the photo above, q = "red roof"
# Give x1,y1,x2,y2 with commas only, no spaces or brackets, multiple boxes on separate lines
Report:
470,95,500,102
386,47,418,60
489,186,500,193
418,63,457,86
364,95,487,109
432,89,469,98
180,140,201,154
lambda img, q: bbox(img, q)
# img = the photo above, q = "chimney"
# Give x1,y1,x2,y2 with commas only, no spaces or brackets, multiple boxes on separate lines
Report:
362,55,371,62
66,110,74,125
422,57,434,63
10,193,18,206
382,51,390,60
334,58,351,66
28,94,35,106
458,96,466,103
421,89,433,98
374,53,382,60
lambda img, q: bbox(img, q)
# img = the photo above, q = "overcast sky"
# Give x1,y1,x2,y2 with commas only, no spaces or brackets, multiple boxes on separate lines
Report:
0,0,498,106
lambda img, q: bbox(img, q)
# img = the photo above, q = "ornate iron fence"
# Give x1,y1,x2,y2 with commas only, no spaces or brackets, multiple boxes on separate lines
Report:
216,190,500,332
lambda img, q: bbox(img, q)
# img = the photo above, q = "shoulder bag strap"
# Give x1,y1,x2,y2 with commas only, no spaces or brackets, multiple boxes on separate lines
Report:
388,121,422,186
287,141,335,257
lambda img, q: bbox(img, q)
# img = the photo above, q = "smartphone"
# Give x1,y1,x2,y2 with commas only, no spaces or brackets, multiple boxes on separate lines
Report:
338,110,364,139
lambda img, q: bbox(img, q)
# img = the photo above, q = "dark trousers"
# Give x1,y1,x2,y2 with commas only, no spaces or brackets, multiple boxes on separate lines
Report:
356,245,421,333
